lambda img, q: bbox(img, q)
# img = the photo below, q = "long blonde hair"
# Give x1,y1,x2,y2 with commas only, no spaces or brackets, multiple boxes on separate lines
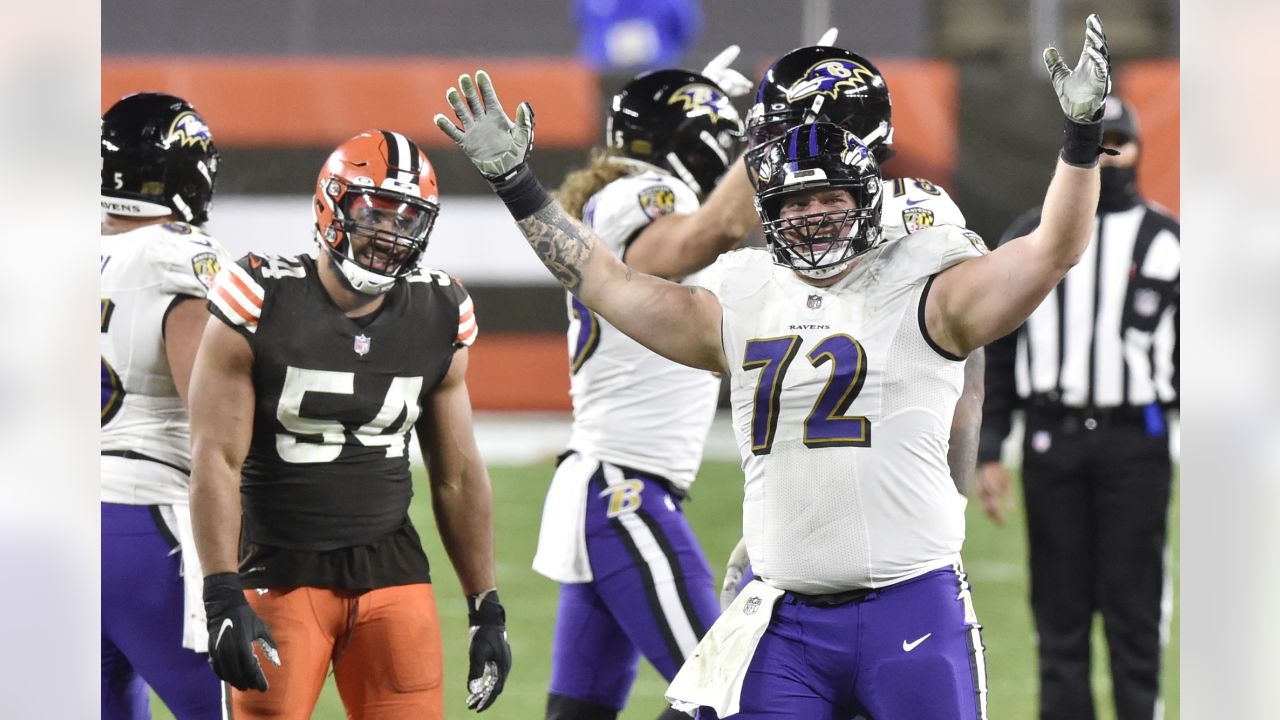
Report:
555,149,643,220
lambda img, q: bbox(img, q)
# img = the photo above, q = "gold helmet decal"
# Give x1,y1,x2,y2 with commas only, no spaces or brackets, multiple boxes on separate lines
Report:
164,111,213,151
666,83,739,124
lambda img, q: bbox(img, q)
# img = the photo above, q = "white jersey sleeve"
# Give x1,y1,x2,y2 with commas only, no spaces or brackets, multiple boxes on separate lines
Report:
156,222,226,296
581,170,700,259
877,223,989,286
100,222,232,505
880,176,968,243
560,170,720,489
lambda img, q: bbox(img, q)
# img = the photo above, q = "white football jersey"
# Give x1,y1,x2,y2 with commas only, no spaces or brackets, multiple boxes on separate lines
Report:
100,222,229,505
566,165,721,488
695,225,987,593
880,176,968,243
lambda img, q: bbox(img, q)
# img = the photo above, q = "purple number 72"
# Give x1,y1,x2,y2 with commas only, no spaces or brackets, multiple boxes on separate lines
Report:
743,334,871,456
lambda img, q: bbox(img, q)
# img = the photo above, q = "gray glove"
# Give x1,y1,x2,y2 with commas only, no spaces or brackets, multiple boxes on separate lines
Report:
1043,13,1111,123
434,71,534,181
701,45,753,98
719,536,751,612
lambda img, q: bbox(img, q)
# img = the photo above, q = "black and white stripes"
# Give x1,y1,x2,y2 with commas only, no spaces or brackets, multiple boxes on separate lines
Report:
379,130,422,184
1009,202,1180,409
594,463,708,665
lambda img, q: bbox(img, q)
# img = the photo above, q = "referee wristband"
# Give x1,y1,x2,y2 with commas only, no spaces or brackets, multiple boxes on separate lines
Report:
1059,113,1118,168
491,164,553,222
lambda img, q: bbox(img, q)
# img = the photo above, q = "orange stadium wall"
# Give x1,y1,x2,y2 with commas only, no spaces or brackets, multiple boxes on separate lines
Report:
102,57,601,149
1118,60,1179,216
467,334,572,412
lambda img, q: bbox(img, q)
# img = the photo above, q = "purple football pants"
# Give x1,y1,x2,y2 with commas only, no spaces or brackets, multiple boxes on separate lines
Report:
102,502,223,720
697,565,989,720
549,458,720,711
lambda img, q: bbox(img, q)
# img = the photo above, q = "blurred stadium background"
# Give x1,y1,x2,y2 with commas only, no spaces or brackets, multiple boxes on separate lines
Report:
102,0,1179,717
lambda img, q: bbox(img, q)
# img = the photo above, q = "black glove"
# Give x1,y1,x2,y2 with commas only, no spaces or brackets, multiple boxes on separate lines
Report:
465,589,512,712
203,572,281,692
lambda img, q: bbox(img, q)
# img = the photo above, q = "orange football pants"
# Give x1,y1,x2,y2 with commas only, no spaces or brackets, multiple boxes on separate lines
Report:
230,583,443,720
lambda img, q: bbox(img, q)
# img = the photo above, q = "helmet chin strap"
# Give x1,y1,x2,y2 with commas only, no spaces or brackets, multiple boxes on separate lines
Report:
794,256,854,280
338,257,397,296
318,231,398,296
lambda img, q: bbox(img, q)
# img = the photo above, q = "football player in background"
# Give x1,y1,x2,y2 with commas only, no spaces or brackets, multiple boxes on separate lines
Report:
533,65,754,720
100,92,229,720
436,12,1111,718
187,130,511,719
718,43,988,608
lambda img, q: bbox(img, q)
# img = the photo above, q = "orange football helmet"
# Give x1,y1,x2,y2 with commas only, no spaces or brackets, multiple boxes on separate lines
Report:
313,130,440,295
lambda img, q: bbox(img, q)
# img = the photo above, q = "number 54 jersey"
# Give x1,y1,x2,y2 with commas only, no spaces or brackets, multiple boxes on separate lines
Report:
694,225,987,594
206,254,475,552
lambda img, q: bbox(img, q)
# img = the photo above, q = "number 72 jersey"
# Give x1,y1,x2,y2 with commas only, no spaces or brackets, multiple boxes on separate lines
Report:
694,225,986,594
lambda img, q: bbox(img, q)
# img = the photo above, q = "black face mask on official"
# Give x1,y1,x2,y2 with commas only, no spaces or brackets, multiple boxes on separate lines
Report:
1098,165,1139,211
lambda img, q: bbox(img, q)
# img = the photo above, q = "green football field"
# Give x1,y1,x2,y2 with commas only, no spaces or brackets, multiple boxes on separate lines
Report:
153,460,1179,719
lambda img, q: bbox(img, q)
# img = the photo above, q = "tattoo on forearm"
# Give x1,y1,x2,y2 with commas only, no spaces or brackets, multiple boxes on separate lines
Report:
517,203,594,293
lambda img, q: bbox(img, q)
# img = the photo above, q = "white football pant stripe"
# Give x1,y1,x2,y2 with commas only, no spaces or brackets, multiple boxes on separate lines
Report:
602,463,700,660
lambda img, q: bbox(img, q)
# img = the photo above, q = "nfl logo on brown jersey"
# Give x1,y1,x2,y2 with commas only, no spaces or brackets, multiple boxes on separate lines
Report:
353,334,371,356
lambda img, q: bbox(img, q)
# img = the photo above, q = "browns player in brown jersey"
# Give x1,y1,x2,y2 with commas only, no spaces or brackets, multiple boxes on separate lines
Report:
188,130,510,719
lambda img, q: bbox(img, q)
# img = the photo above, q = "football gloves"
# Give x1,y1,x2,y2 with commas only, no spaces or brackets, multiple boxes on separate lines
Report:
203,572,280,692
466,589,512,712
1044,13,1112,123
701,45,753,98
435,71,535,182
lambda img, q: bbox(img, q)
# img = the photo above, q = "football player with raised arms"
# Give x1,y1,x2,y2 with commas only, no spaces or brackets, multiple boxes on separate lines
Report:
100,92,229,720
187,130,511,719
437,13,1111,719
719,42,990,608
534,61,754,720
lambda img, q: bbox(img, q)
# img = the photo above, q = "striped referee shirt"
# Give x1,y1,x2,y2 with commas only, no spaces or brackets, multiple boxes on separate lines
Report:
978,198,1180,463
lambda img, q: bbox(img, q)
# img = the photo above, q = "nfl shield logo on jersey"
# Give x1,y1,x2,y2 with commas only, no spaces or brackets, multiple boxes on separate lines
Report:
353,334,371,356
807,293,823,310
743,596,762,615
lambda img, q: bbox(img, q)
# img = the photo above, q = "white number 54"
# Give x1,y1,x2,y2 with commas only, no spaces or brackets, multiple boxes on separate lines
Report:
275,366,424,463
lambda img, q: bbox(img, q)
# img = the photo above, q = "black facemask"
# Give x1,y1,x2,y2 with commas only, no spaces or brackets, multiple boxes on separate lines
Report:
1098,165,1140,212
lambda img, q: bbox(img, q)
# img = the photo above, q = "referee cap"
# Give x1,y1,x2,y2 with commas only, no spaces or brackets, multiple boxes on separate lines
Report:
1101,98,1140,143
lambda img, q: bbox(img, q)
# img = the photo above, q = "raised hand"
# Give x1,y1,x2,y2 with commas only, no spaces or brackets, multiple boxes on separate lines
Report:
1044,13,1111,122
434,71,534,181
701,45,753,98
